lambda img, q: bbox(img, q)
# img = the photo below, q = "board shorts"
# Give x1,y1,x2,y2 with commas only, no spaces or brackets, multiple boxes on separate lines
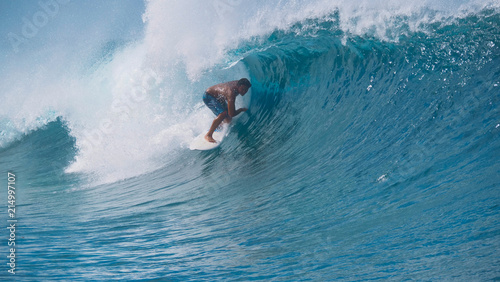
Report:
203,92,228,116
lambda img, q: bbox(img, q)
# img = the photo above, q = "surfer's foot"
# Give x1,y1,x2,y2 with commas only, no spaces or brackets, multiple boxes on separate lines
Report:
205,134,216,143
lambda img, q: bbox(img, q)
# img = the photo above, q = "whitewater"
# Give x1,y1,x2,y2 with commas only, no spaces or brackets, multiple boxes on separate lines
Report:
0,0,499,280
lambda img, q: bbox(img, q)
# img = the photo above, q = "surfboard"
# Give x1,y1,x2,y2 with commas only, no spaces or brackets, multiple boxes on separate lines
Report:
189,123,229,150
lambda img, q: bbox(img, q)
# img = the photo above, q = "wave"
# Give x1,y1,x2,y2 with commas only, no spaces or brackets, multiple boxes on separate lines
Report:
0,0,498,184
1,1,499,280
242,8,499,185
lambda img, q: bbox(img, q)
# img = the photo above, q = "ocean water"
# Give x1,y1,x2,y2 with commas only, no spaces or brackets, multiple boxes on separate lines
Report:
1,0,499,280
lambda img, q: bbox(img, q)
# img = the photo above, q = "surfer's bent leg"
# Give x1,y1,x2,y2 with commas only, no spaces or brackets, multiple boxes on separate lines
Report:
203,93,228,143
206,111,227,143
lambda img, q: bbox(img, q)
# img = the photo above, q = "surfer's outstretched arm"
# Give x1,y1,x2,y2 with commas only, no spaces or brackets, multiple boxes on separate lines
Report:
227,98,247,118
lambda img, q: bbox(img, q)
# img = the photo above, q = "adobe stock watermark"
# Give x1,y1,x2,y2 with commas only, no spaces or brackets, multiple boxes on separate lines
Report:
78,69,161,154
7,0,71,53
6,172,17,275
212,0,242,20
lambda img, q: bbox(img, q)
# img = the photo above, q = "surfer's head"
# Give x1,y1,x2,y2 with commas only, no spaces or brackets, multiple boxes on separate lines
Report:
237,78,251,95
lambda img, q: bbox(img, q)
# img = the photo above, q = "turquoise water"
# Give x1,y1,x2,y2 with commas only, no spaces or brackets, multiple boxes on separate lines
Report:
1,1,499,280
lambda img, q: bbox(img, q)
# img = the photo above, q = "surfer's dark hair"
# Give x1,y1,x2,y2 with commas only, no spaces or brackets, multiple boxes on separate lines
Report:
237,78,252,88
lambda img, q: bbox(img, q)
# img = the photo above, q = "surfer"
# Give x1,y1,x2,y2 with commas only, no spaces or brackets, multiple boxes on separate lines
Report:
203,78,251,143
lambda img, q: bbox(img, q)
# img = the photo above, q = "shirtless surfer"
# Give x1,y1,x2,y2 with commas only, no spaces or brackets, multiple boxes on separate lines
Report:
203,78,251,143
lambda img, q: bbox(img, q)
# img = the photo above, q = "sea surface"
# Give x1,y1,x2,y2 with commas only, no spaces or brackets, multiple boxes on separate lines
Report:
0,0,499,280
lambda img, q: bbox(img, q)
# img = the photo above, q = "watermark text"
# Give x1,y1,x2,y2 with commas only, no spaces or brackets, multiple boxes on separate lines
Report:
6,172,17,275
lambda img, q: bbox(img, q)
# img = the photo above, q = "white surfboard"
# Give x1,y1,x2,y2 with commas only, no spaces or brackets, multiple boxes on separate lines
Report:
189,123,229,150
